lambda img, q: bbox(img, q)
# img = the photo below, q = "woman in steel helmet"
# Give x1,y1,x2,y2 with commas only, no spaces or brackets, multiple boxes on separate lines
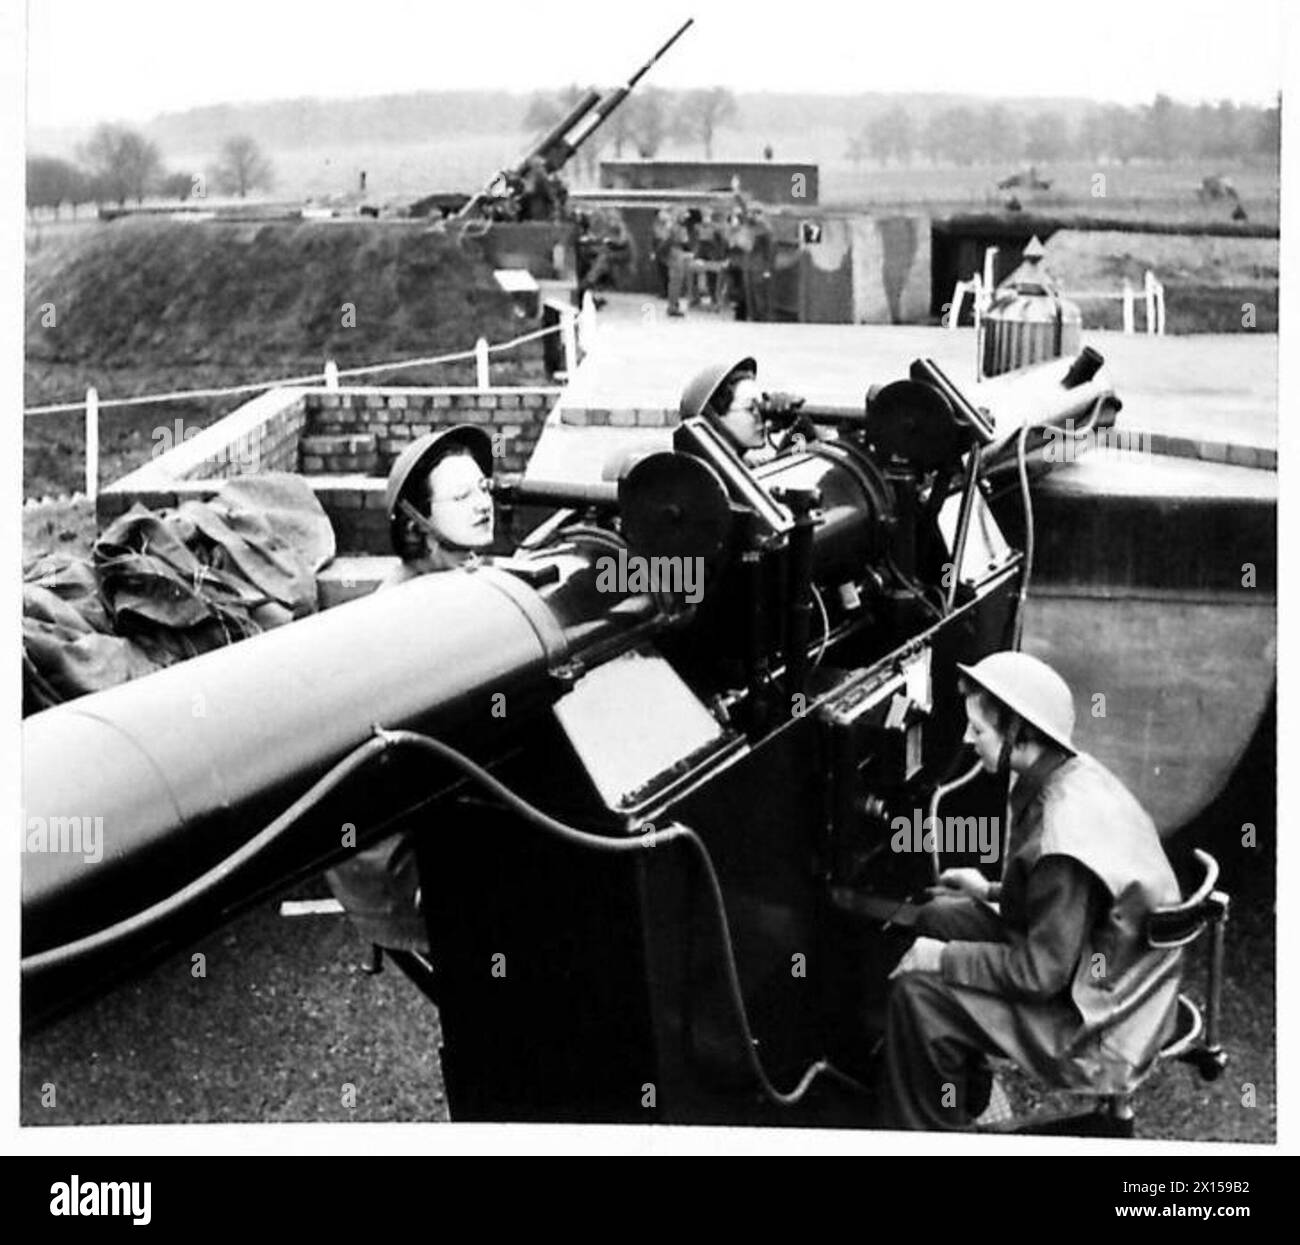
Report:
325,425,497,954
383,424,495,587
679,356,767,455
881,650,1184,1130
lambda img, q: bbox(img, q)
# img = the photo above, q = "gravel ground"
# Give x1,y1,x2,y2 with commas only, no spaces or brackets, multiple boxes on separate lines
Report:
22,885,449,1126
20,849,1272,1139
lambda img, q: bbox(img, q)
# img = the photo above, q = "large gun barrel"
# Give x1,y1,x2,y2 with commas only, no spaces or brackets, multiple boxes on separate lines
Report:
562,17,695,160
456,19,694,219
531,88,603,171
22,549,663,1016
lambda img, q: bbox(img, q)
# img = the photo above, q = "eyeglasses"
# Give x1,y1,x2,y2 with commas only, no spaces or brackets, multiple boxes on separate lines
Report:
429,478,494,506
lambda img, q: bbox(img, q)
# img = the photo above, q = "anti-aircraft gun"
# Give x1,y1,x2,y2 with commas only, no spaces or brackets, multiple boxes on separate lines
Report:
21,350,1121,1125
451,18,694,224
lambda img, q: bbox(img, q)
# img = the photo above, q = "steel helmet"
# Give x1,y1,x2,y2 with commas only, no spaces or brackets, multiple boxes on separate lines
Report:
385,425,493,520
385,425,494,554
679,357,757,420
956,651,1076,754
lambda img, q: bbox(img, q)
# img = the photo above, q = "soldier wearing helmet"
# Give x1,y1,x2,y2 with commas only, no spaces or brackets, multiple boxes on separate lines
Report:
655,207,695,318
325,425,497,953
881,650,1184,1130
679,357,768,459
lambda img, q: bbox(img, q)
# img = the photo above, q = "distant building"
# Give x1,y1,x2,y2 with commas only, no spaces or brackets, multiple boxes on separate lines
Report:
600,160,819,207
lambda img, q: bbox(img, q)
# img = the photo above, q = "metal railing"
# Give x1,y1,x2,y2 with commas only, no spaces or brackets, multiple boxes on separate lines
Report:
949,243,1166,339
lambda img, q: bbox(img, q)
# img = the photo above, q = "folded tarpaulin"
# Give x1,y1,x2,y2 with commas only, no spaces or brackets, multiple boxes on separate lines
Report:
23,472,336,714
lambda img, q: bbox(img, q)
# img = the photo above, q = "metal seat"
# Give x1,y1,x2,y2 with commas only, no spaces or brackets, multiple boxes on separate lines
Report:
1148,848,1230,1078
977,848,1230,1136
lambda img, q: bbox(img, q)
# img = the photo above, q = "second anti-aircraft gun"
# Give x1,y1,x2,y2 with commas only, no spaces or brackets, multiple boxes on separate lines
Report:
409,20,693,226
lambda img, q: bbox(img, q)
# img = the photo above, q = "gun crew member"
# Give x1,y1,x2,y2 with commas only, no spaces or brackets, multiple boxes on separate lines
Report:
679,356,812,468
655,207,695,318
679,357,769,460
727,196,773,322
882,651,1183,1130
515,155,564,223
324,425,496,952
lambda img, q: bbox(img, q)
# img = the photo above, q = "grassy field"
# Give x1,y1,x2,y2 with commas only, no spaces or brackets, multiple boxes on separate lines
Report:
819,158,1280,224
146,128,1280,225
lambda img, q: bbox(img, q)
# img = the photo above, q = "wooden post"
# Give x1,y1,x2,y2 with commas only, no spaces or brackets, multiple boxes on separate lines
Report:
1122,281,1135,335
475,337,490,389
947,281,966,330
982,246,999,293
324,359,339,390
1144,271,1157,336
579,289,598,352
561,307,579,377
85,387,99,502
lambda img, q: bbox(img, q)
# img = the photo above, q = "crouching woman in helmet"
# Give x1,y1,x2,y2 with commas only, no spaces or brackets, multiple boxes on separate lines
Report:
881,651,1185,1130
324,425,496,954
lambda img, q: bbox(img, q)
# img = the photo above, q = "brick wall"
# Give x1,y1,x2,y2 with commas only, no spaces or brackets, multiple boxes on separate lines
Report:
301,387,557,475
98,384,562,555
188,398,306,480
98,388,310,523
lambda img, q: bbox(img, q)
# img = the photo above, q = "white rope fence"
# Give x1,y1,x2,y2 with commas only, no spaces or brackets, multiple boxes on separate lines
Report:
24,296,597,501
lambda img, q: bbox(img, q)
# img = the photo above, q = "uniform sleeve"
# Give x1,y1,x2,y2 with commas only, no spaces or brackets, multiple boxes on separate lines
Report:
939,855,1104,1000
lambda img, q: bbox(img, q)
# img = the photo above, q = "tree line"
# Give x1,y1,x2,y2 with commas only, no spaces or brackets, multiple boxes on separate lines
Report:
27,126,275,216
847,94,1282,168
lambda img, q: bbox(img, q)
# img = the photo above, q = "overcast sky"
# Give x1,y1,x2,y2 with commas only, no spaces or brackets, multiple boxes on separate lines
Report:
23,0,1288,130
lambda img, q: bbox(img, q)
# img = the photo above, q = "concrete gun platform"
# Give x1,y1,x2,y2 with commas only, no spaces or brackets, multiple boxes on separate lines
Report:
543,298,1275,477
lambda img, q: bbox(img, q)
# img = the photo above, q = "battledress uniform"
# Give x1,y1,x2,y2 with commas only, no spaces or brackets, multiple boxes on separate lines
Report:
883,749,1183,1130
664,215,694,315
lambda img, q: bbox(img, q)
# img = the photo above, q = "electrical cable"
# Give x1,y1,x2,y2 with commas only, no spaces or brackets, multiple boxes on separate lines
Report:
810,583,830,668
1009,395,1106,650
23,725,871,1109
926,759,986,884
1012,420,1034,650
22,733,395,976
884,551,945,623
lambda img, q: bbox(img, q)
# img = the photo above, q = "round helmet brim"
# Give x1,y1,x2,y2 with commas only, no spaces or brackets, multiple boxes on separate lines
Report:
956,658,1077,754
384,424,494,522
678,357,758,420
